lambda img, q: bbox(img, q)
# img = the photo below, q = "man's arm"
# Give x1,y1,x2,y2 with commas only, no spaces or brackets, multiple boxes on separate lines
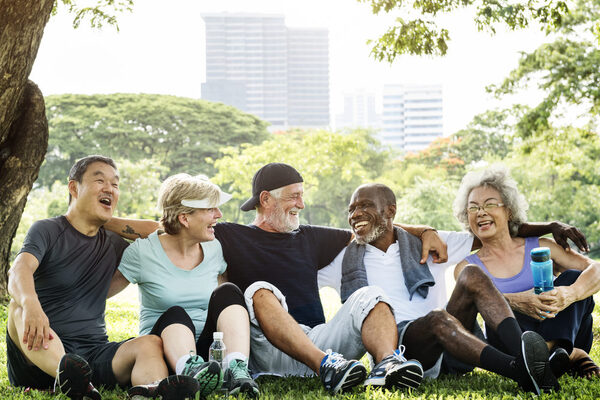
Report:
517,221,589,252
104,216,159,240
107,270,130,298
395,223,448,264
8,253,52,351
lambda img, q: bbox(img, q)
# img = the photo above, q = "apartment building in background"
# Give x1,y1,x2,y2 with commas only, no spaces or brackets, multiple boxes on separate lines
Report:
201,13,329,130
381,84,443,152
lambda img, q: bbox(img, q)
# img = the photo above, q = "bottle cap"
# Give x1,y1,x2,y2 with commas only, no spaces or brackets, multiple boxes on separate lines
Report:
531,247,551,262
213,332,224,340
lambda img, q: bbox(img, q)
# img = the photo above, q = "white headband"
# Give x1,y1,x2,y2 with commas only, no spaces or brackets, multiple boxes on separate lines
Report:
181,190,232,209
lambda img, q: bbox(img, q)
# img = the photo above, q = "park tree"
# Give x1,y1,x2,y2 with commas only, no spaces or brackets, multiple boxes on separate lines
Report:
41,94,269,187
362,0,578,60
0,0,135,296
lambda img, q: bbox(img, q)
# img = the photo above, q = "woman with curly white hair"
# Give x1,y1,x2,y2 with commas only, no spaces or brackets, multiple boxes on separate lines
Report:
453,166,600,380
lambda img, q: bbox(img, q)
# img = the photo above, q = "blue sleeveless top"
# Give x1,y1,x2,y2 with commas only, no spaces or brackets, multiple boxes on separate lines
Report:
465,237,539,293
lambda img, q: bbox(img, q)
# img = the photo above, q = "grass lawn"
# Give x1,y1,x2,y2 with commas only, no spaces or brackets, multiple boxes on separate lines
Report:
2,286,600,399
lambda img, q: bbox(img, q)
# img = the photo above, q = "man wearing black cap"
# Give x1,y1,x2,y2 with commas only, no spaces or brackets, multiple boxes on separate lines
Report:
105,162,443,394
218,162,430,393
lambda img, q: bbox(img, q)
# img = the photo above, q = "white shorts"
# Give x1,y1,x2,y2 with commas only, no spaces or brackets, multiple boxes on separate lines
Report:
244,281,391,377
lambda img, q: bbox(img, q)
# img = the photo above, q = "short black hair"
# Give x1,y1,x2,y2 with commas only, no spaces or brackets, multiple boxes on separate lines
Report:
68,155,117,204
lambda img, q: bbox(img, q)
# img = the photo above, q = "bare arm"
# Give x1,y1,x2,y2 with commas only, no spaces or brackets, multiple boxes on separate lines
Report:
536,238,600,311
517,221,589,252
107,270,130,298
218,271,229,285
8,253,53,351
396,223,448,264
104,216,159,240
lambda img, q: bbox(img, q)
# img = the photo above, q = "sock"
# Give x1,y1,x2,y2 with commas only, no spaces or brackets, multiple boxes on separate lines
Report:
496,317,523,357
480,345,518,380
175,354,192,375
223,352,247,369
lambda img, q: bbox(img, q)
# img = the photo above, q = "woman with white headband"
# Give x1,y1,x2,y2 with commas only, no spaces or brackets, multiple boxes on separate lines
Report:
112,174,259,398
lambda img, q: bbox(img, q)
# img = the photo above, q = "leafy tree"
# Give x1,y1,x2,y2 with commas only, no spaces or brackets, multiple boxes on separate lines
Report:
507,126,600,250
0,0,133,296
488,1,600,136
211,129,392,228
41,94,269,187
361,0,572,60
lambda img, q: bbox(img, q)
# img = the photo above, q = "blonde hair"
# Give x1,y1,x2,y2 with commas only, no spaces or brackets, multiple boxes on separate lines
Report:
158,174,221,235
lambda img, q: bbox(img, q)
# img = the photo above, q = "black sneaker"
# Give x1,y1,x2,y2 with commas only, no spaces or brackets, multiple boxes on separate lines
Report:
319,350,367,394
223,359,259,397
54,353,101,400
517,331,560,395
549,347,570,379
180,355,222,397
127,374,199,400
364,346,423,390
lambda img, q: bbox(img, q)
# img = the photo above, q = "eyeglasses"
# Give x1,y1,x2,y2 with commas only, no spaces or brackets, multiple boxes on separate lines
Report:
467,203,504,214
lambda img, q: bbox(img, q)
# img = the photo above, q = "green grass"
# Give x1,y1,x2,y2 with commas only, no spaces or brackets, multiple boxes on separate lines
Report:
2,287,600,399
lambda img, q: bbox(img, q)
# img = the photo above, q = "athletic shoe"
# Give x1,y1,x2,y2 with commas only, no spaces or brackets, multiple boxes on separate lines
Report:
128,374,199,400
364,346,423,390
549,347,570,379
516,331,560,395
319,349,367,394
54,353,101,400
223,359,259,397
181,355,222,397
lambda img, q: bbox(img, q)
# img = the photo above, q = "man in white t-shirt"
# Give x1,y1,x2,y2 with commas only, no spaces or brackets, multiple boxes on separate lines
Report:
318,183,558,395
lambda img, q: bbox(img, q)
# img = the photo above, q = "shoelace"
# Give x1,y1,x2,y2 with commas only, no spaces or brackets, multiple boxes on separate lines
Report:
230,360,251,379
392,345,408,363
184,355,205,372
323,350,345,369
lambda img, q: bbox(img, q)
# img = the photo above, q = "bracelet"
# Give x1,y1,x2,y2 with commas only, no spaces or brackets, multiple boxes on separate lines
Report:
419,228,437,239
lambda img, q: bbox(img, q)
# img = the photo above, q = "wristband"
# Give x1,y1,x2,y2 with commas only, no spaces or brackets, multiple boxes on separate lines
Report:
419,228,437,239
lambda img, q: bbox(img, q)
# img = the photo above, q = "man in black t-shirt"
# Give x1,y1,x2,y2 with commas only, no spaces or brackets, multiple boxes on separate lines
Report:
7,156,198,399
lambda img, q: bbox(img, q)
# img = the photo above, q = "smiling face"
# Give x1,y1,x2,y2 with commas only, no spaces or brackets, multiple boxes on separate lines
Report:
69,161,120,224
181,207,223,242
348,186,394,245
467,185,510,239
264,182,304,233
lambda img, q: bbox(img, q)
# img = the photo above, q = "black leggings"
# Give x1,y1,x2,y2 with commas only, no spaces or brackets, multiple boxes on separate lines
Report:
150,282,247,360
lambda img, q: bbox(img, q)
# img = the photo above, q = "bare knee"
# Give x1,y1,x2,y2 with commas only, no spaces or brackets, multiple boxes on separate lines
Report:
252,288,277,306
426,309,460,337
135,334,163,355
456,264,493,293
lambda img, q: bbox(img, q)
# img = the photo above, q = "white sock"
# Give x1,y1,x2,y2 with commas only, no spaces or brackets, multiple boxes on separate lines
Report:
223,352,247,369
175,354,192,375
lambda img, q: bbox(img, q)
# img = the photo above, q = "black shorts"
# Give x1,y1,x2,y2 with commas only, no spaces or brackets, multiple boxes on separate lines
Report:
6,330,127,390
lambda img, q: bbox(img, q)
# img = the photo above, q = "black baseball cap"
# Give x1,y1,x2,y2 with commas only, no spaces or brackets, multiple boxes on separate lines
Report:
240,163,304,211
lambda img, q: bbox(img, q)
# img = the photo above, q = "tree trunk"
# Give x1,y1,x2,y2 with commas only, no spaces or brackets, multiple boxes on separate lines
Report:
0,0,54,297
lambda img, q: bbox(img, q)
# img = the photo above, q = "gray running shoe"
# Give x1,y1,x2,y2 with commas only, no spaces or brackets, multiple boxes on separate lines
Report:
319,349,367,394
364,346,423,390
517,331,560,395
223,359,259,397
128,374,199,400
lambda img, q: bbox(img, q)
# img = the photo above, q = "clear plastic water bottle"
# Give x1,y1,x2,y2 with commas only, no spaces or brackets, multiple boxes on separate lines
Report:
209,332,226,369
531,247,554,294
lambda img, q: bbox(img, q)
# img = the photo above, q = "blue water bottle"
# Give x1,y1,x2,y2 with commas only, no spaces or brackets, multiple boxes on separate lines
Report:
531,247,554,294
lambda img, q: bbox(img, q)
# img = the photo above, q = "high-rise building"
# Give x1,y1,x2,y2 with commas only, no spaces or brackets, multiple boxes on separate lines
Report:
381,84,443,152
201,13,329,130
334,90,380,130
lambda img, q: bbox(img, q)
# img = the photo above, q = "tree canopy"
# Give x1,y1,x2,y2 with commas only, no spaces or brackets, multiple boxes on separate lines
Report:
40,94,270,187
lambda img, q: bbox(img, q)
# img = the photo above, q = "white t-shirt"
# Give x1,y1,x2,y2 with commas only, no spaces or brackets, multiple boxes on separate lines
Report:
318,231,474,323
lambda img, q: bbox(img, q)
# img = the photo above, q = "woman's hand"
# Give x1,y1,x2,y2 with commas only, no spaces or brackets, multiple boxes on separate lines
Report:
538,286,575,314
505,290,560,321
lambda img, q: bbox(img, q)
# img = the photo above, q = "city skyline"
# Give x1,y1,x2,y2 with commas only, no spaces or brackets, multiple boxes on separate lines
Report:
30,0,549,136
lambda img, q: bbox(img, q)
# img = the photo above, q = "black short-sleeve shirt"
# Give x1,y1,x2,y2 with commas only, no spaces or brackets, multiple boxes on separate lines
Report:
19,216,129,344
215,223,351,327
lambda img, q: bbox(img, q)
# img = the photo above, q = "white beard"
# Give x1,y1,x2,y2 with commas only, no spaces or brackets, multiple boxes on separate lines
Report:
266,202,300,233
